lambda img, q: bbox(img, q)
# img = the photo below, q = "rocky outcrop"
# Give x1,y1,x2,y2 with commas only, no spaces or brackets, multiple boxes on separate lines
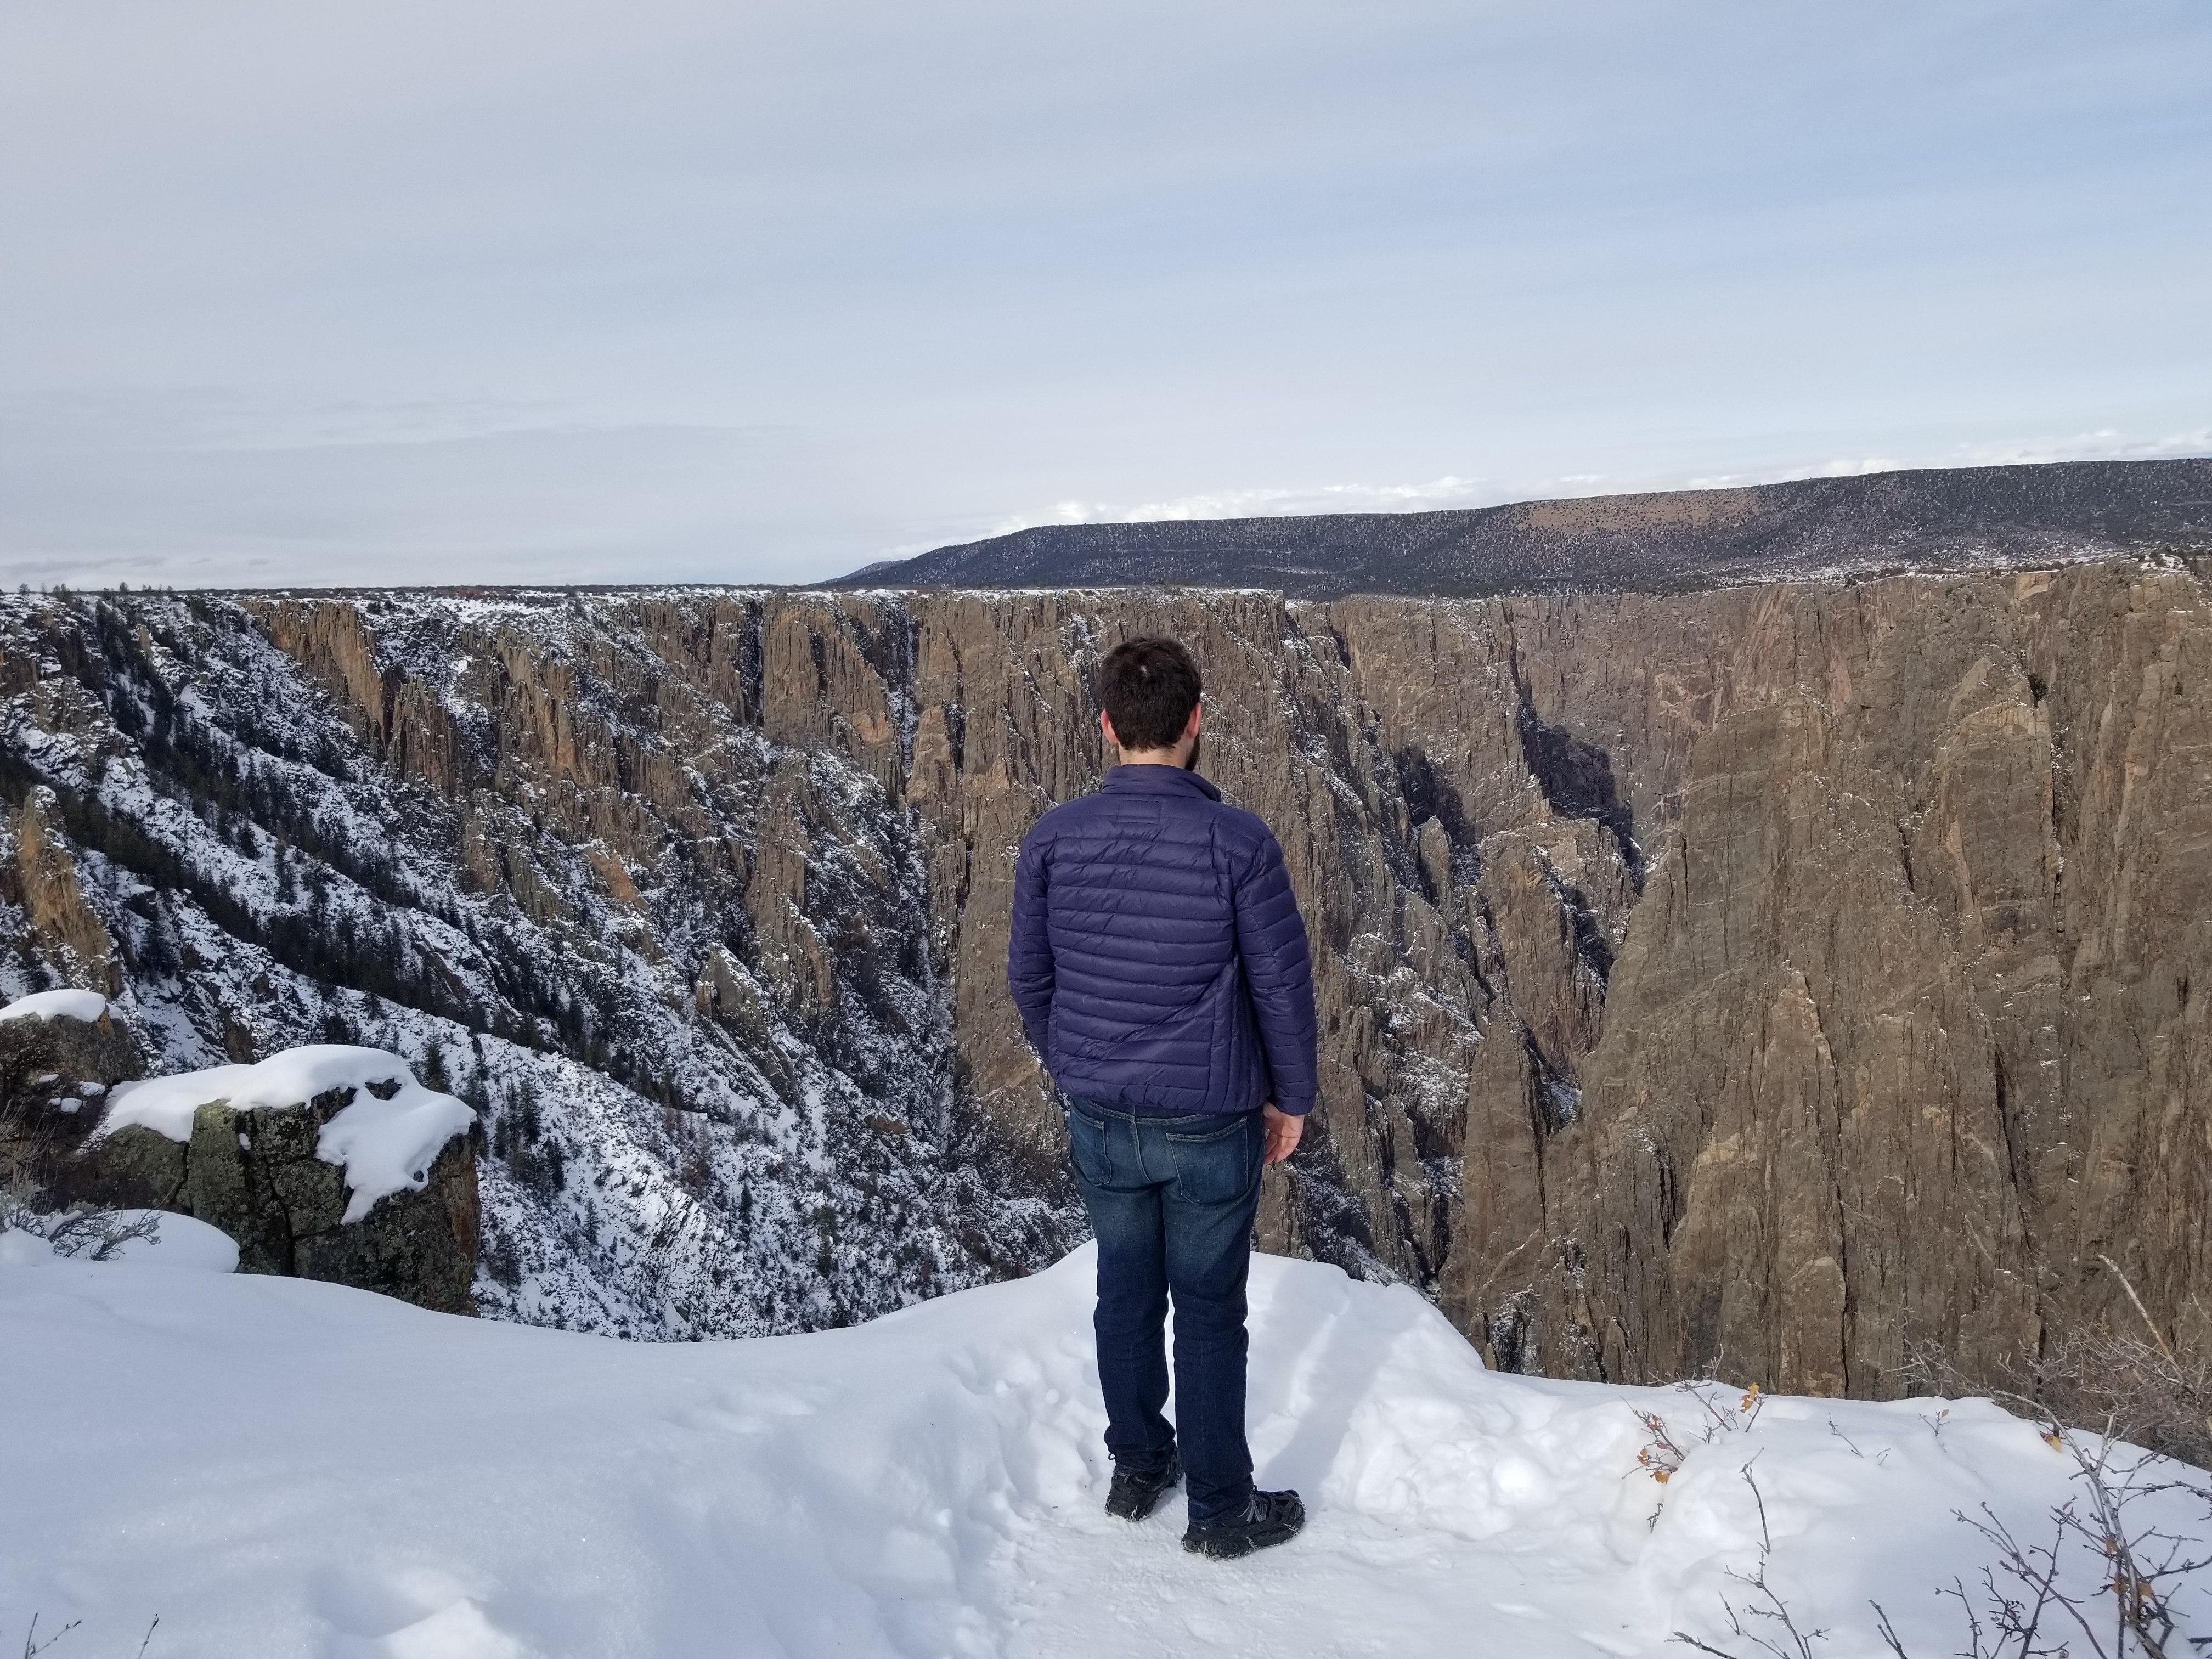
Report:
1,997,481,1313
8,792,120,996
2,568,2207,1396
0,1001,140,1092
0,999,142,1195
65,1087,479,1315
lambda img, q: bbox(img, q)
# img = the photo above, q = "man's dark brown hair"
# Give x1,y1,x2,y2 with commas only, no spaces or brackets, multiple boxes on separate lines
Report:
1099,637,1203,752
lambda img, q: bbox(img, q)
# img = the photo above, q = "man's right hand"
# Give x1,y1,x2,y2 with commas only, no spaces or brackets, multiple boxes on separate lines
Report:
1261,1102,1304,1166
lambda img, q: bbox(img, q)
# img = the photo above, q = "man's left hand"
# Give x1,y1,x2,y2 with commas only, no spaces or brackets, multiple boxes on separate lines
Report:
1261,1103,1304,1166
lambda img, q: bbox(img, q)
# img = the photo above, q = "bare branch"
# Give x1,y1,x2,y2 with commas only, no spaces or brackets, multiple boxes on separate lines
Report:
2099,1254,2181,1369
1671,1633,1742,1657
1668,1464,1827,1659
19,1613,81,1659
3,1197,162,1260
1741,1456,1774,1555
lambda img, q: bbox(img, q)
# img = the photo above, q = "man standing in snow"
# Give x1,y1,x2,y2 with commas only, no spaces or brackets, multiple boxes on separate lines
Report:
1008,636,1318,1560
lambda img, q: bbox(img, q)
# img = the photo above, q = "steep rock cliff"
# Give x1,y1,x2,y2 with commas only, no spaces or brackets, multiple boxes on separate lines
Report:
2,567,2205,1398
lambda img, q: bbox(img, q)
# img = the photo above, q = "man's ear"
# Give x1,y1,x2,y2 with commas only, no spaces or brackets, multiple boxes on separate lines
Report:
1183,702,1203,740
1100,709,1119,749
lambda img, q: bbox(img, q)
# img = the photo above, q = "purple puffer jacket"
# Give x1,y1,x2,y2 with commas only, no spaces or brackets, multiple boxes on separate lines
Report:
1008,765,1318,1117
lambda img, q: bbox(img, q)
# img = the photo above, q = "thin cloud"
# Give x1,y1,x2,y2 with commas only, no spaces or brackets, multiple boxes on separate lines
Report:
1946,428,2212,467
3,2,2208,587
984,477,1502,534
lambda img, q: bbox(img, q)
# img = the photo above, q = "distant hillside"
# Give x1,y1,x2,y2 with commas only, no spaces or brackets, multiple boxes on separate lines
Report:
836,458,2212,596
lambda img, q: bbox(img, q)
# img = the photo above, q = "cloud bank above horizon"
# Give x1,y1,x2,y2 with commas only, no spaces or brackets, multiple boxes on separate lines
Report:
4,1,2209,589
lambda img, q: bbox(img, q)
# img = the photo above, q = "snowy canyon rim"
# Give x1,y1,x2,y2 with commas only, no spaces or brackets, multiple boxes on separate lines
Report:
2,560,2208,1403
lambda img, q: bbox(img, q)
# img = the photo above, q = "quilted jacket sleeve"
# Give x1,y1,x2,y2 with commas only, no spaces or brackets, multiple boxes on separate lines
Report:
1233,830,1319,1115
1007,830,1054,1057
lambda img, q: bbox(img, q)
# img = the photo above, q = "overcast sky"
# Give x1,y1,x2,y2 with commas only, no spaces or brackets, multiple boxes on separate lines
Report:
4,1,2208,589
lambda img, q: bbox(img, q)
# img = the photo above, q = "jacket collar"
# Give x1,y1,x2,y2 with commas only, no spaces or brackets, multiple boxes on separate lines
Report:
1103,764,1222,802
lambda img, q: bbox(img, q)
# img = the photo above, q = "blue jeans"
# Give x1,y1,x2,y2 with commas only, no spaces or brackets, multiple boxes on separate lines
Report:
1064,1097,1267,1525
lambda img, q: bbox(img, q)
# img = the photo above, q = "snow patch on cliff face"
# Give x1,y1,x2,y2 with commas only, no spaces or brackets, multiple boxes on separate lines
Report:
4,1243,2207,1659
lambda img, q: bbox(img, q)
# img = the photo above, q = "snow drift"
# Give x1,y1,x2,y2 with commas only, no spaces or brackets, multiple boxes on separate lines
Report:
5,1239,2206,1659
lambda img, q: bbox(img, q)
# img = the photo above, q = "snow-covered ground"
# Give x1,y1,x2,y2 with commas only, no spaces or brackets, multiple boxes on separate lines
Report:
7,1240,2205,1659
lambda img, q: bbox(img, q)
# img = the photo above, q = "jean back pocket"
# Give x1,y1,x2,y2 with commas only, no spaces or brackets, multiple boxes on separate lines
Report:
1163,1111,1261,1206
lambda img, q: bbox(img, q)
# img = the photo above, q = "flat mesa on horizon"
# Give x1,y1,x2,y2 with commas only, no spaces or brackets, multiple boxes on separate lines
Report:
833,458,2212,599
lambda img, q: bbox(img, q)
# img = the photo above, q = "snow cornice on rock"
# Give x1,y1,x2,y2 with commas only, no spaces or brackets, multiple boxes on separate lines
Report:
99,1045,473,1223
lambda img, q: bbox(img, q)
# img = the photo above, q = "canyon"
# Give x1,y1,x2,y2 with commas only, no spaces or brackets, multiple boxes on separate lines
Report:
3,560,2208,1399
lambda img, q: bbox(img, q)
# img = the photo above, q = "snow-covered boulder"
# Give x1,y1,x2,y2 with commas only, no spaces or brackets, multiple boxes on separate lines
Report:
70,1045,480,1314
0,987,142,1092
0,988,111,1024
0,987,144,1215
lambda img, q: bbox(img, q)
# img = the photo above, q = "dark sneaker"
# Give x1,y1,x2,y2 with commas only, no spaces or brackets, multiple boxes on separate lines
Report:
1182,1489,1305,1559
1104,1449,1182,1521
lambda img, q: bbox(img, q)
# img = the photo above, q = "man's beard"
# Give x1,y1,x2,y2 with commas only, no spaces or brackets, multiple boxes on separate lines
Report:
1185,733,1202,771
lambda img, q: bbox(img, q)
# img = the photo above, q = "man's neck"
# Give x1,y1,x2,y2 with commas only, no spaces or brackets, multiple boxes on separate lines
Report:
1115,748,1193,769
